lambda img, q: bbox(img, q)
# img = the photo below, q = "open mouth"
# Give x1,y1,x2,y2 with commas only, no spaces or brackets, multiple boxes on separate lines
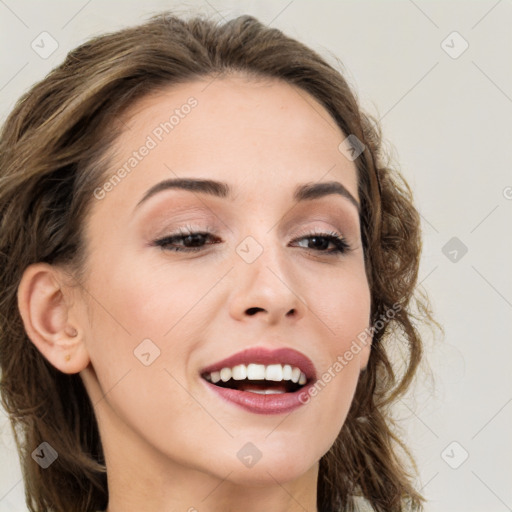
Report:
202,363,308,395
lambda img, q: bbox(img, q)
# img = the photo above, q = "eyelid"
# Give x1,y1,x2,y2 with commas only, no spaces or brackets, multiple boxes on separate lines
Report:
291,224,347,242
152,222,216,239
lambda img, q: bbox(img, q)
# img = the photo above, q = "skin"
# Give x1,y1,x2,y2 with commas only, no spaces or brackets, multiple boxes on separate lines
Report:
18,76,372,512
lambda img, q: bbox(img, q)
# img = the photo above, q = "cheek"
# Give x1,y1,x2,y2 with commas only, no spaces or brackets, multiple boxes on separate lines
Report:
297,265,371,431
303,263,371,340
81,253,229,391
80,257,213,459
85,252,209,338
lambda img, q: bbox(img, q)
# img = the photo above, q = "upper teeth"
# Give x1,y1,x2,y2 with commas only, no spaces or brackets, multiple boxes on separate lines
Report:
205,364,307,386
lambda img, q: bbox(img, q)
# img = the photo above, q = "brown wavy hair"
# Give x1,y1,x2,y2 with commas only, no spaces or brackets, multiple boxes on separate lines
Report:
0,12,434,512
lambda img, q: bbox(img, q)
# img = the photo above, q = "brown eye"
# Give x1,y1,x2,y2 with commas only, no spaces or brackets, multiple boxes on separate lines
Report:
181,233,209,247
291,232,350,254
154,231,220,252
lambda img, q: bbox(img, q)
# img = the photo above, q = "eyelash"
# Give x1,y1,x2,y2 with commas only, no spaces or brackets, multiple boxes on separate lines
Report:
153,227,351,255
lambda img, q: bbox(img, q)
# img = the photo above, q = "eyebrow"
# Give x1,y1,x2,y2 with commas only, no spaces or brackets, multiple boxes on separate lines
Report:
294,181,360,211
134,178,360,212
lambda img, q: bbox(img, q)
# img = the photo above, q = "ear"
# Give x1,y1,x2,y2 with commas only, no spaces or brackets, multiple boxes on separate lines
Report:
17,262,90,374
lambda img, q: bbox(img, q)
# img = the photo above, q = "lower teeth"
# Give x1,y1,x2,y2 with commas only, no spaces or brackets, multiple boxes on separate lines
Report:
245,389,285,395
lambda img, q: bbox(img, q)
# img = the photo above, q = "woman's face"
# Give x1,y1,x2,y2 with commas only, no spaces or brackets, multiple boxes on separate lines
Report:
77,76,372,486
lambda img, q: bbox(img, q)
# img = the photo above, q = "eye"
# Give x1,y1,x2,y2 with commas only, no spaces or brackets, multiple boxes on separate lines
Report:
153,229,221,252
290,232,351,255
152,229,351,255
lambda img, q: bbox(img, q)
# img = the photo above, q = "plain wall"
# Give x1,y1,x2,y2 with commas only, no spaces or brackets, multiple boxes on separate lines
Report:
1,1,511,510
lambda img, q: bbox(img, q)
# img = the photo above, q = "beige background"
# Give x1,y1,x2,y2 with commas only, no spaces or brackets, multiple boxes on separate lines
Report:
1,1,511,510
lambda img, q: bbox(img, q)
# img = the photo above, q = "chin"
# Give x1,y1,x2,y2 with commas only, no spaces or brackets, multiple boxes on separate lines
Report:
203,440,321,487
223,458,318,487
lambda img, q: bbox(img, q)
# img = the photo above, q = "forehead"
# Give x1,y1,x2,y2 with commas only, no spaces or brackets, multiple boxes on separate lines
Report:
97,76,359,212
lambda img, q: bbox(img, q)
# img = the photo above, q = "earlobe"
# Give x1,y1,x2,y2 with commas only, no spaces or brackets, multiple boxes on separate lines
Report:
17,262,90,374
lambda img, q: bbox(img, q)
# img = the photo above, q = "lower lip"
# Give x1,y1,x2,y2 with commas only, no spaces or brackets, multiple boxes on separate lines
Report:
202,379,314,415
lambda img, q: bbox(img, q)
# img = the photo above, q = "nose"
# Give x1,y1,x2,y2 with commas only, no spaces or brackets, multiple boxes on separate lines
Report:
228,240,306,326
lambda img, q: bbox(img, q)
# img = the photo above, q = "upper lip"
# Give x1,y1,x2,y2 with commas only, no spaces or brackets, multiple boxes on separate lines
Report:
200,346,317,382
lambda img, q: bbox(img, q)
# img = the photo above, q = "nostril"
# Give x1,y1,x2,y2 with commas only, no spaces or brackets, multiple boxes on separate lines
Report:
286,308,296,317
246,307,265,316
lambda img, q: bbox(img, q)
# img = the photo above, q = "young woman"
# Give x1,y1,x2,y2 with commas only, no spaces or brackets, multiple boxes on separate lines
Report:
0,12,433,512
